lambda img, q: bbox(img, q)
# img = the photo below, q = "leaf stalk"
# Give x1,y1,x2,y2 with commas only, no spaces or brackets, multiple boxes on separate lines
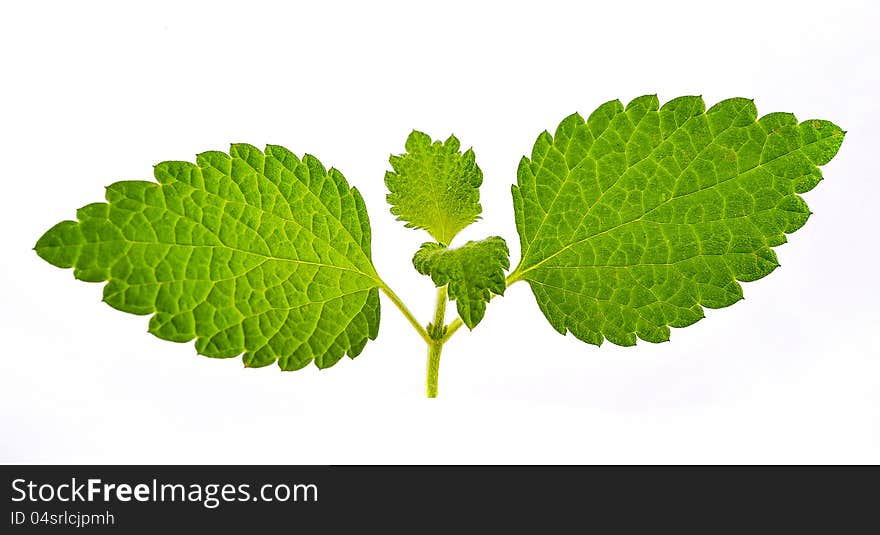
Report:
379,284,431,344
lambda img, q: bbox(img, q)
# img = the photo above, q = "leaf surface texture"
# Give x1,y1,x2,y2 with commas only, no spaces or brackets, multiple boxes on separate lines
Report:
385,131,482,244
36,144,381,369
413,237,509,329
511,95,844,346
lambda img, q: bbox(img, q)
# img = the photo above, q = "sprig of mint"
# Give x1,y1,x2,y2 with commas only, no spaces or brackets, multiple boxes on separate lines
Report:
35,95,845,397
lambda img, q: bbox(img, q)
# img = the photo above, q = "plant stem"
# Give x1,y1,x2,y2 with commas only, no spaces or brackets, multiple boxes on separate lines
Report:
379,284,431,344
381,272,522,397
441,317,463,343
426,340,443,398
426,286,447,398
431,286,447,335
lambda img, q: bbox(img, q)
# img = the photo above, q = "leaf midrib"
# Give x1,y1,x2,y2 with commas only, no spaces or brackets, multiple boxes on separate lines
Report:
515,124,826,281
42,239,381,285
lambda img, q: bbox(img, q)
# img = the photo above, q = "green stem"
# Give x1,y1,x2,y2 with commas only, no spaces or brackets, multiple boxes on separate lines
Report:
426,286,447,398
426,340,443,398
379,284,431,344
431,286,447,335
441,318,463,344
381,272,521,397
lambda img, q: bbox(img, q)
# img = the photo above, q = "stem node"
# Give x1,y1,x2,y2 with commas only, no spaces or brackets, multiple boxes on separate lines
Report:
425,286,448,397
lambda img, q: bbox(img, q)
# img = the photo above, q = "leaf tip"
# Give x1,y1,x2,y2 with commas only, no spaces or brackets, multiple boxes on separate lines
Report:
405,130,430,151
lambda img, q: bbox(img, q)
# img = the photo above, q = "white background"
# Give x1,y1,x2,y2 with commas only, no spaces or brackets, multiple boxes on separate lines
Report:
1,0,878,463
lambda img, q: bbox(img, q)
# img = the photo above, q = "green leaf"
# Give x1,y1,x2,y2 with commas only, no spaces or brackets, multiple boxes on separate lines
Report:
35,144,381,370
413,237,509,329
385,131,483,244
511,95,844,346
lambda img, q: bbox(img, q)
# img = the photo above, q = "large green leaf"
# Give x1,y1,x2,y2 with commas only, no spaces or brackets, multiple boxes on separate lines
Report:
35,144,381,370
511,95,844,346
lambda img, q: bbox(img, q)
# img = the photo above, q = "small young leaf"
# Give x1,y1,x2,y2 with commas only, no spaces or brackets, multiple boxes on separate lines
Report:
385,131,483,244
35,144,381,370
413,237,509,329
511,95,844,346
